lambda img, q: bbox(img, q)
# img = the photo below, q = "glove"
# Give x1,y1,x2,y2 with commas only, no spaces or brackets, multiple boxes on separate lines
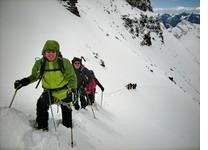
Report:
71,88,77,93
67,88,77,102
69,88,80,110
100,85,104,92
14,80,23,90
14,78,30,90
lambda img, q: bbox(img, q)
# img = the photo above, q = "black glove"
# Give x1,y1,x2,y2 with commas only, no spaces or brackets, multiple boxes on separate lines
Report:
71,88,77,93
69,91,80,110
100,85,104,92
14,78,30,90
67,88,77,102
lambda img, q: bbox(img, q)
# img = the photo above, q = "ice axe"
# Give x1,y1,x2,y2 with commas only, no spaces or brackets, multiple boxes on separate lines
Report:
81,56,86,62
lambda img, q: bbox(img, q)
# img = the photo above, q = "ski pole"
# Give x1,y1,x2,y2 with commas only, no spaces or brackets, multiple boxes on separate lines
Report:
9,89,19,108
48,90,57,132
9,85,22,108
87,94,96,119
71,92,75,147
100,92,103,107
71,125,74,147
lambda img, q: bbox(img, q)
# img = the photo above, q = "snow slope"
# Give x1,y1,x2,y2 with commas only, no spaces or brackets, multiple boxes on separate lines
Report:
0,0,199,149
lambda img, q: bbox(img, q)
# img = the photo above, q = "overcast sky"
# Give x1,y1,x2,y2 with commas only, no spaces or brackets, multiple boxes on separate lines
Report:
151,0,200,8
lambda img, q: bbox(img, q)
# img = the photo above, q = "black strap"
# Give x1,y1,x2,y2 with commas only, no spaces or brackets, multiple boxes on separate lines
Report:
35,58,46,89
44,69,62,72
44,84,68,92
57,57,65,73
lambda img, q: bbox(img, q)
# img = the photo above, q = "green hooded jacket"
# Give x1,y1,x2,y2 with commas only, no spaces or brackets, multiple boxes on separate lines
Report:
27,40,77,102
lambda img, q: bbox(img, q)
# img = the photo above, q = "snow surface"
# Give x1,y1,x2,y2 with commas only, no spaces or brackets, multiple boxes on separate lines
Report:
0,0,199,149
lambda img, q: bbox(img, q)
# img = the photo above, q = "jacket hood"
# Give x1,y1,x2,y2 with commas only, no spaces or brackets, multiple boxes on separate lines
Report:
42,40,60,54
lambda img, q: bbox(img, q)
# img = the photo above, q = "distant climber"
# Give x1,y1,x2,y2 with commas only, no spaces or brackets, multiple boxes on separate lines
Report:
126,83,137,90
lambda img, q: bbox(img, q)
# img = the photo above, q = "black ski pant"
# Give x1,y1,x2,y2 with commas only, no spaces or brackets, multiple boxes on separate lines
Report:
87,92,95,104
74,94,88,109
80,95,88,108
36,90,72,129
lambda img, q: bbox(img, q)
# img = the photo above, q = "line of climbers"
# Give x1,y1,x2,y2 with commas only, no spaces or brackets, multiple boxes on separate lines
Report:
126,83,137,90
14,40,104,131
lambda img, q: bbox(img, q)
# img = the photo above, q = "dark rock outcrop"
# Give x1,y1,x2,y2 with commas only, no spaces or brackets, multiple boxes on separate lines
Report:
60,0,80,17
126,0,153,12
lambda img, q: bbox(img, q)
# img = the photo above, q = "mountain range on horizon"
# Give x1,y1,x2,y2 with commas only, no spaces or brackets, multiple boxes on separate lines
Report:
159,12,200,29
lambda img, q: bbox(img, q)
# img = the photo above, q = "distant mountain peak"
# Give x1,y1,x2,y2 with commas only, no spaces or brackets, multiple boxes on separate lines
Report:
168,19,200,39
159,12,200,29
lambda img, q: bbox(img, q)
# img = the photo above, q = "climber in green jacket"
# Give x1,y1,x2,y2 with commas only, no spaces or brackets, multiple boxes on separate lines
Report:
14,40,77,131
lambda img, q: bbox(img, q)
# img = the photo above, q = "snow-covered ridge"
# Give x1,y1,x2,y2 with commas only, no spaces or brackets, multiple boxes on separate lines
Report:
154,7,200,14
169,20,200,39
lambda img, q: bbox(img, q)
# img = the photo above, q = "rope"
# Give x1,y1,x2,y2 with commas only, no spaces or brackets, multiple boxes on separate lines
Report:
98,87,126,97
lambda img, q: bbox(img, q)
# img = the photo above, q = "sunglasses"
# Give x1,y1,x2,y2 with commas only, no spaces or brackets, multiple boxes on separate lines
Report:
74,62,80,65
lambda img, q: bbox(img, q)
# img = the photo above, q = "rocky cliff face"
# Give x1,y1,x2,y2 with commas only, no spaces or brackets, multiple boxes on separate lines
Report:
126,0,153,12
122,13,164,46
60,0,80,17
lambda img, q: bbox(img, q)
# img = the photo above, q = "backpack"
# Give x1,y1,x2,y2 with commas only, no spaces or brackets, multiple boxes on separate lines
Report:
84,70,97,93
89,70,95,79
84,79,97,94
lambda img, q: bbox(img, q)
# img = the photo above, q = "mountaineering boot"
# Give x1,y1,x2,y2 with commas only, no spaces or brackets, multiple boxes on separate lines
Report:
42,127,49,131
80,95,88,108
73,100,80,110
33,121,48,131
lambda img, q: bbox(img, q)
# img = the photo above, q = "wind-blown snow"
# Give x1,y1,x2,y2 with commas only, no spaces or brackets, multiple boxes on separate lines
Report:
0,0,199,150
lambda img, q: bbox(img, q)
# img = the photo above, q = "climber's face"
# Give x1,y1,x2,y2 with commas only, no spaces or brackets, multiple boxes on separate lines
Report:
44,50,57,61
73,61,81,69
